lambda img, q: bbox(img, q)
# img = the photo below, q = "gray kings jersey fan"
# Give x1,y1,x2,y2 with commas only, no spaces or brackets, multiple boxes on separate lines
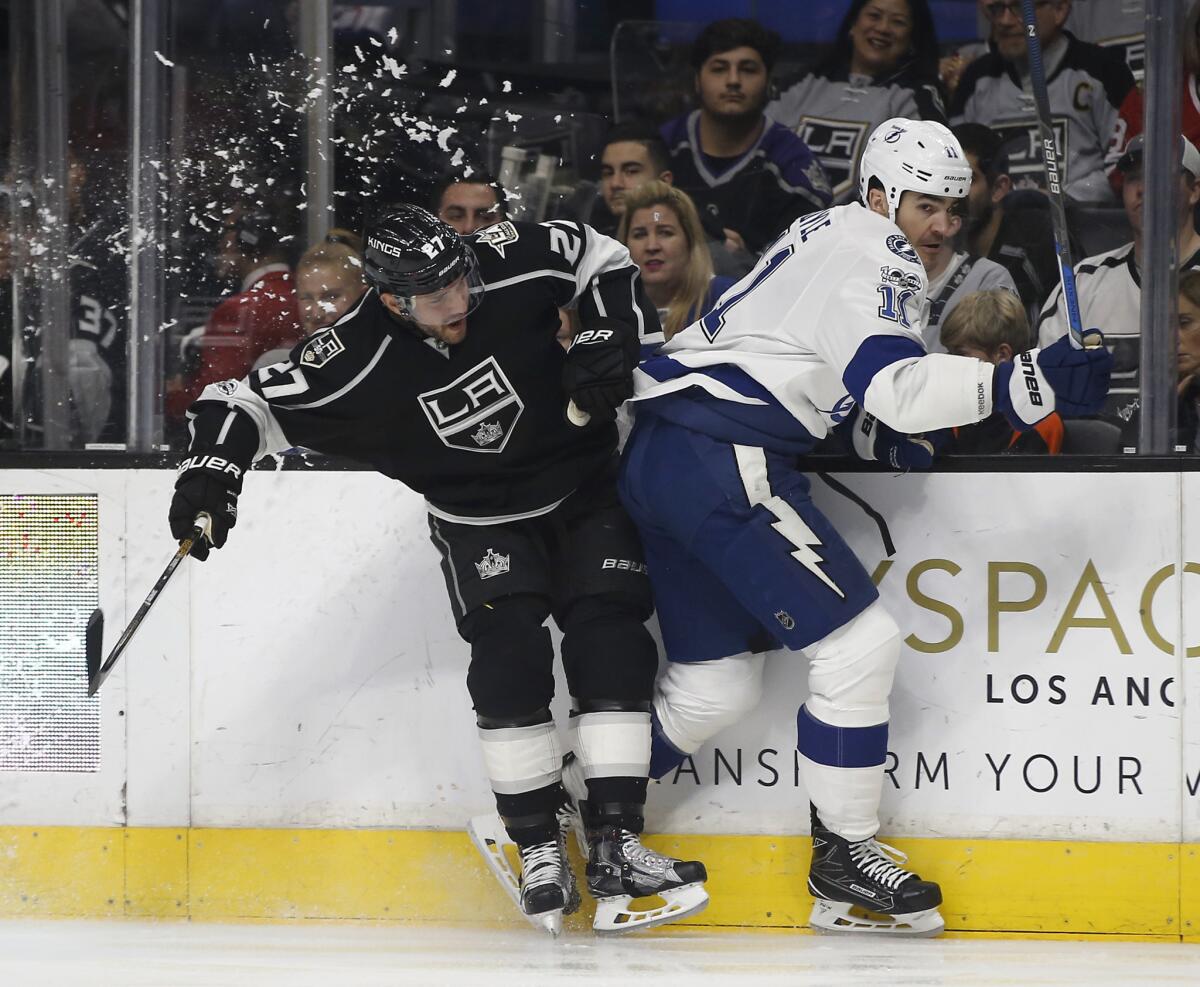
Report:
186,219,658,524
768,70,944,203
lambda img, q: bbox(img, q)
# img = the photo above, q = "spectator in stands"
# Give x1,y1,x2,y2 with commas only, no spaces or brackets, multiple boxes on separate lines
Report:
432,172,508,236
0,147,124,447
1067,0,1147,84
953,123,1066,321
918,204,1019,353
768,0,946,203
594,122,754,280
165,208,301,423
950,0,1135,203
295,229,366,340
661,18,832,257
941,289,1064,454
1038,134,1200,445
617,182,735,346
1108,0,1200,197
594,122,674,239
1176,269,1200,452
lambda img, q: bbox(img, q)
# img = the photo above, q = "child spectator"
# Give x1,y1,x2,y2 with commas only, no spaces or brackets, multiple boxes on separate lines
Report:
294,229,367,341
661,18,831,256
769,0,945,203
166,208,301,422
617,181,735,347
941,289,1064,454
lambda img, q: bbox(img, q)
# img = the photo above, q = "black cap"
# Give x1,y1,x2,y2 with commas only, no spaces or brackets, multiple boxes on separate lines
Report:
362,203,473,296
1117,134,1200,178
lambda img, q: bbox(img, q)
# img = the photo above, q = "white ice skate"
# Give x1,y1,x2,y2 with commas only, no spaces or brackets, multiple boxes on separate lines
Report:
467,814,579,937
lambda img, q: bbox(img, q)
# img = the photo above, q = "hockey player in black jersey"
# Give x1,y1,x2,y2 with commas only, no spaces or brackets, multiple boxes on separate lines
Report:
167,204,708,936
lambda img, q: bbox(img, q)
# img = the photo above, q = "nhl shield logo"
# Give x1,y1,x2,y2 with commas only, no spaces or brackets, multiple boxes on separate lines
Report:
775,610,796,630
300,328,346,368
475,548,511,580
418,356,524,454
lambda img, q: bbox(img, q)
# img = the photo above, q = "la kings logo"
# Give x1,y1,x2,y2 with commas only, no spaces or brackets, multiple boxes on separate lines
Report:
418,355,523,454
300,328,345,368
797,116,870,200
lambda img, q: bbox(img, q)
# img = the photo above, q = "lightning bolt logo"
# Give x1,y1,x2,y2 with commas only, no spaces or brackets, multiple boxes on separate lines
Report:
766,498,845,599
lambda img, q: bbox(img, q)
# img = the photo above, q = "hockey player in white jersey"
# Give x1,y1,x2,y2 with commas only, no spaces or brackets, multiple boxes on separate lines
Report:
617,118,1112,936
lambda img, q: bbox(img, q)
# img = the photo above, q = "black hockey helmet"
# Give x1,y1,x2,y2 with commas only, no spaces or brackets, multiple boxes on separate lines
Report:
362,203,483,302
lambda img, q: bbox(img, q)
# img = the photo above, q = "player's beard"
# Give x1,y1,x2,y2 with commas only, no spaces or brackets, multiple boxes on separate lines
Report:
965,199,993,237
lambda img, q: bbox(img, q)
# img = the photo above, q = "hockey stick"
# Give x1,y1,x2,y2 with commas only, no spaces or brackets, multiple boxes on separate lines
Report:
86,512,212,697
1022,0,1086,349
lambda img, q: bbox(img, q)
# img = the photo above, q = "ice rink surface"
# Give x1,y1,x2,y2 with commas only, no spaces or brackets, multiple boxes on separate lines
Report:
0,920,1197,987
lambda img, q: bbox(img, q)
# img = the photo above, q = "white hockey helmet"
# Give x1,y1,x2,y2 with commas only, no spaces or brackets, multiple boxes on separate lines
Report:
858,118,972,222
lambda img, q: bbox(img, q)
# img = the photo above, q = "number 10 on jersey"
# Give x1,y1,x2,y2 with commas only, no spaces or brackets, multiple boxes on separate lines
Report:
876,284,915,329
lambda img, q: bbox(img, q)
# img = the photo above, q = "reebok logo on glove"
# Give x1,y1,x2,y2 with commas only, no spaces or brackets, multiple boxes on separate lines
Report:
178,455,243,479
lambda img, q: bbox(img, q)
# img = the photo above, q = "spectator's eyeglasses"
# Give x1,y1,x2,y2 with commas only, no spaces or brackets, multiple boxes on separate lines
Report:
983,0,1055,19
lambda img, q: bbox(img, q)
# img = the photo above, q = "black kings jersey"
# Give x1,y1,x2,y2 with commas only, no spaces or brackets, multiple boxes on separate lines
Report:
187,220,658,523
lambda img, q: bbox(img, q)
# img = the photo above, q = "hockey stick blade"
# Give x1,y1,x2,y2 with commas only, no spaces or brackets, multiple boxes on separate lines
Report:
87,513,211,697
1023,0,1086,348
84,608,104,691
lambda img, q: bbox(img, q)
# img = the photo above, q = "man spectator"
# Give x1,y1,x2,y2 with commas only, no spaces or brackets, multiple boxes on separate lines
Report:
950,0,1136,202
941,289,1064,454
594,122,674,239
594,122,754,279
1038,134,1200,445
432,172,508,236
166,208,301,424
953,123,1067,321
661,18,832,256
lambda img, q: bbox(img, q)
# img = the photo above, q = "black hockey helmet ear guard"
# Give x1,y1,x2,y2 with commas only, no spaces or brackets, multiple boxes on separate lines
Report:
363,203,478,297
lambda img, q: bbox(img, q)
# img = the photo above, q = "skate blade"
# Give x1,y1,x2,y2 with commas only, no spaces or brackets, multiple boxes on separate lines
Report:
809,898,945,937
466,815,566,938
592,881,709,935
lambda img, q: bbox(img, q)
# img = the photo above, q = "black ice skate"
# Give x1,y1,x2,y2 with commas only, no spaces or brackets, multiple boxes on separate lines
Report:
807,804,944,936
585,824,709,933
467,816,579,936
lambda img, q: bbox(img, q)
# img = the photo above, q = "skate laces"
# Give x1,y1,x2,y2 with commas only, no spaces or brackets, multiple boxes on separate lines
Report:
616,829,672,874
520,840,562,887
849,838,914,890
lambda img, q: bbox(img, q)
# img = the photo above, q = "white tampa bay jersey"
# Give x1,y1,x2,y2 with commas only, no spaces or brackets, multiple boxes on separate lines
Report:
631,203,995,453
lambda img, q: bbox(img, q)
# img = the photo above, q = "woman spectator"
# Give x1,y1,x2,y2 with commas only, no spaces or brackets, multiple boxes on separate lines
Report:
1177,269,1200,452
294,228,367,341
617,182,735,347
767,0,945,203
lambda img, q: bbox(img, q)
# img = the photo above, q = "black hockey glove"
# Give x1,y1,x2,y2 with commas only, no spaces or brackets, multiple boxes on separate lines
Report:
562,317,640,422
170,455,244,560
848,406,947,471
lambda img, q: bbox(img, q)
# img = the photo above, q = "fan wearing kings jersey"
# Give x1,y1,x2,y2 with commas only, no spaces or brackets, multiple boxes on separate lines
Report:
166,205,708,937
619,118,1112,936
